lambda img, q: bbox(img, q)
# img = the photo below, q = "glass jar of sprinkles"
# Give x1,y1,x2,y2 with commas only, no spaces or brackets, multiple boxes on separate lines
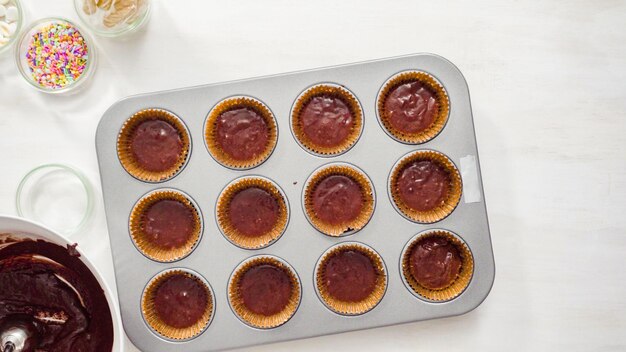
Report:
15,18,96,94
74,0,151,37
0,0,24,56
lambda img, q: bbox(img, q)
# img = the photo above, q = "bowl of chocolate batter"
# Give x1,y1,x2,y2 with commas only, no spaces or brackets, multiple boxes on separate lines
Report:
0,215,123,352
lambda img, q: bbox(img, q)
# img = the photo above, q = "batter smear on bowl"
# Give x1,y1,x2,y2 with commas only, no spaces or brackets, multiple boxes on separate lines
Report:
0,238,114,352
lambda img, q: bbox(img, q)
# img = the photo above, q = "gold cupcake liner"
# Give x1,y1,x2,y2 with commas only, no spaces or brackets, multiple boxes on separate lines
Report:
205,96,278,169
315,243,387,315
228,256,301,329
304,164,374,237
377,71,450,144
216,177,288,249
390,150,462,223
291,84,363,155
401,230,474,302
142,269,214,340
117,109,191,183
129,189,202,262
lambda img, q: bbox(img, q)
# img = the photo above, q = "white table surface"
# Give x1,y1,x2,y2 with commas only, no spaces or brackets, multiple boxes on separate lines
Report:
1,0,625,351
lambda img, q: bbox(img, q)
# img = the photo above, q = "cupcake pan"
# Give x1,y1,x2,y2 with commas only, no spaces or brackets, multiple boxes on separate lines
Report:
95,53,495,351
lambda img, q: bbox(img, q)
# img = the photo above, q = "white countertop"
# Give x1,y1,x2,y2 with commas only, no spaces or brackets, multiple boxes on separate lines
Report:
1,0,625,351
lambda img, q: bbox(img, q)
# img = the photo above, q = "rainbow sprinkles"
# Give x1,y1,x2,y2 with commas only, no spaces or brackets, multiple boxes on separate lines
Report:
25,20,89,90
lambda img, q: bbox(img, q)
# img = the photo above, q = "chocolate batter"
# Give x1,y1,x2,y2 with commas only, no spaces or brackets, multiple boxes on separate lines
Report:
409,236,462,290
130,119,183,172
216,108,269,161
228,188,279,237
0,238,114,352
323,250,377,302
312,175,363,225
396,160,450,211
300,95,354,148
153,274,208,329
142,199,195,249
384,81,439,134
239,264,292,316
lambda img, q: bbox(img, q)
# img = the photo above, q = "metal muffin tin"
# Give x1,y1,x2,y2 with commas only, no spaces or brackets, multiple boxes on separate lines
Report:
96,53,495,351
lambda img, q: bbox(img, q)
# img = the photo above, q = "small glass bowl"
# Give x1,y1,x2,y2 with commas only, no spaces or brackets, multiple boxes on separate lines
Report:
0,0,24,56
15,17,97,94
74,0,151,37
16,164,94,237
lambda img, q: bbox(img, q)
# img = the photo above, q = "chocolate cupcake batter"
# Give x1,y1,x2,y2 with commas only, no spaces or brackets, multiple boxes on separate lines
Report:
153,274,208,329
396,160,450,211
312,175,364,225
0,238,114,352
130,119,183,172
323,250,376,302
300,95,354,148
384,81,439,134
216,108,269,161
142,199,195,249
228,188,279,237
409,236,462,290
239,265,292,316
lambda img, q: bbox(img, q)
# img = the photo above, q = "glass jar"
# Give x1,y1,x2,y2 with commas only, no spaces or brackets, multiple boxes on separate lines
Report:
15,17,97,94
74,0,151,37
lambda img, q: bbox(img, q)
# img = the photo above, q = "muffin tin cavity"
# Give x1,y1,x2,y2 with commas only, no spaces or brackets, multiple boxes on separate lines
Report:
216,176,289,250
141,268,215,341
400,229,474,302
117,108,191,182
389,149,462,223
97,54,494,352
314,242,387,316
129,189,202,262
303,162,375,237
228,255,301,329
290,83,363,156
376,70,450,144
205,96,278,170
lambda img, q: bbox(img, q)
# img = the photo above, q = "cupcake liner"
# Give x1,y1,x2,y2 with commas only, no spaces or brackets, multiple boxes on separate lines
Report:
228,256,301,329
315,243,387,315
205,96,277,169
117,108,191,183
216,177,289,249
291,84,363,156
129,189,202,262
389,150,462,223
401,230,473,302
377,71,450,144
303,163,375,236
142,269,214,341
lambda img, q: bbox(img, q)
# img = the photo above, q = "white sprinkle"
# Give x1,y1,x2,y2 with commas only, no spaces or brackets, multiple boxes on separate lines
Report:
0,21,9,36
0,5,6,18
5,5,17,22
8,21,15,34
0,0,8,5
